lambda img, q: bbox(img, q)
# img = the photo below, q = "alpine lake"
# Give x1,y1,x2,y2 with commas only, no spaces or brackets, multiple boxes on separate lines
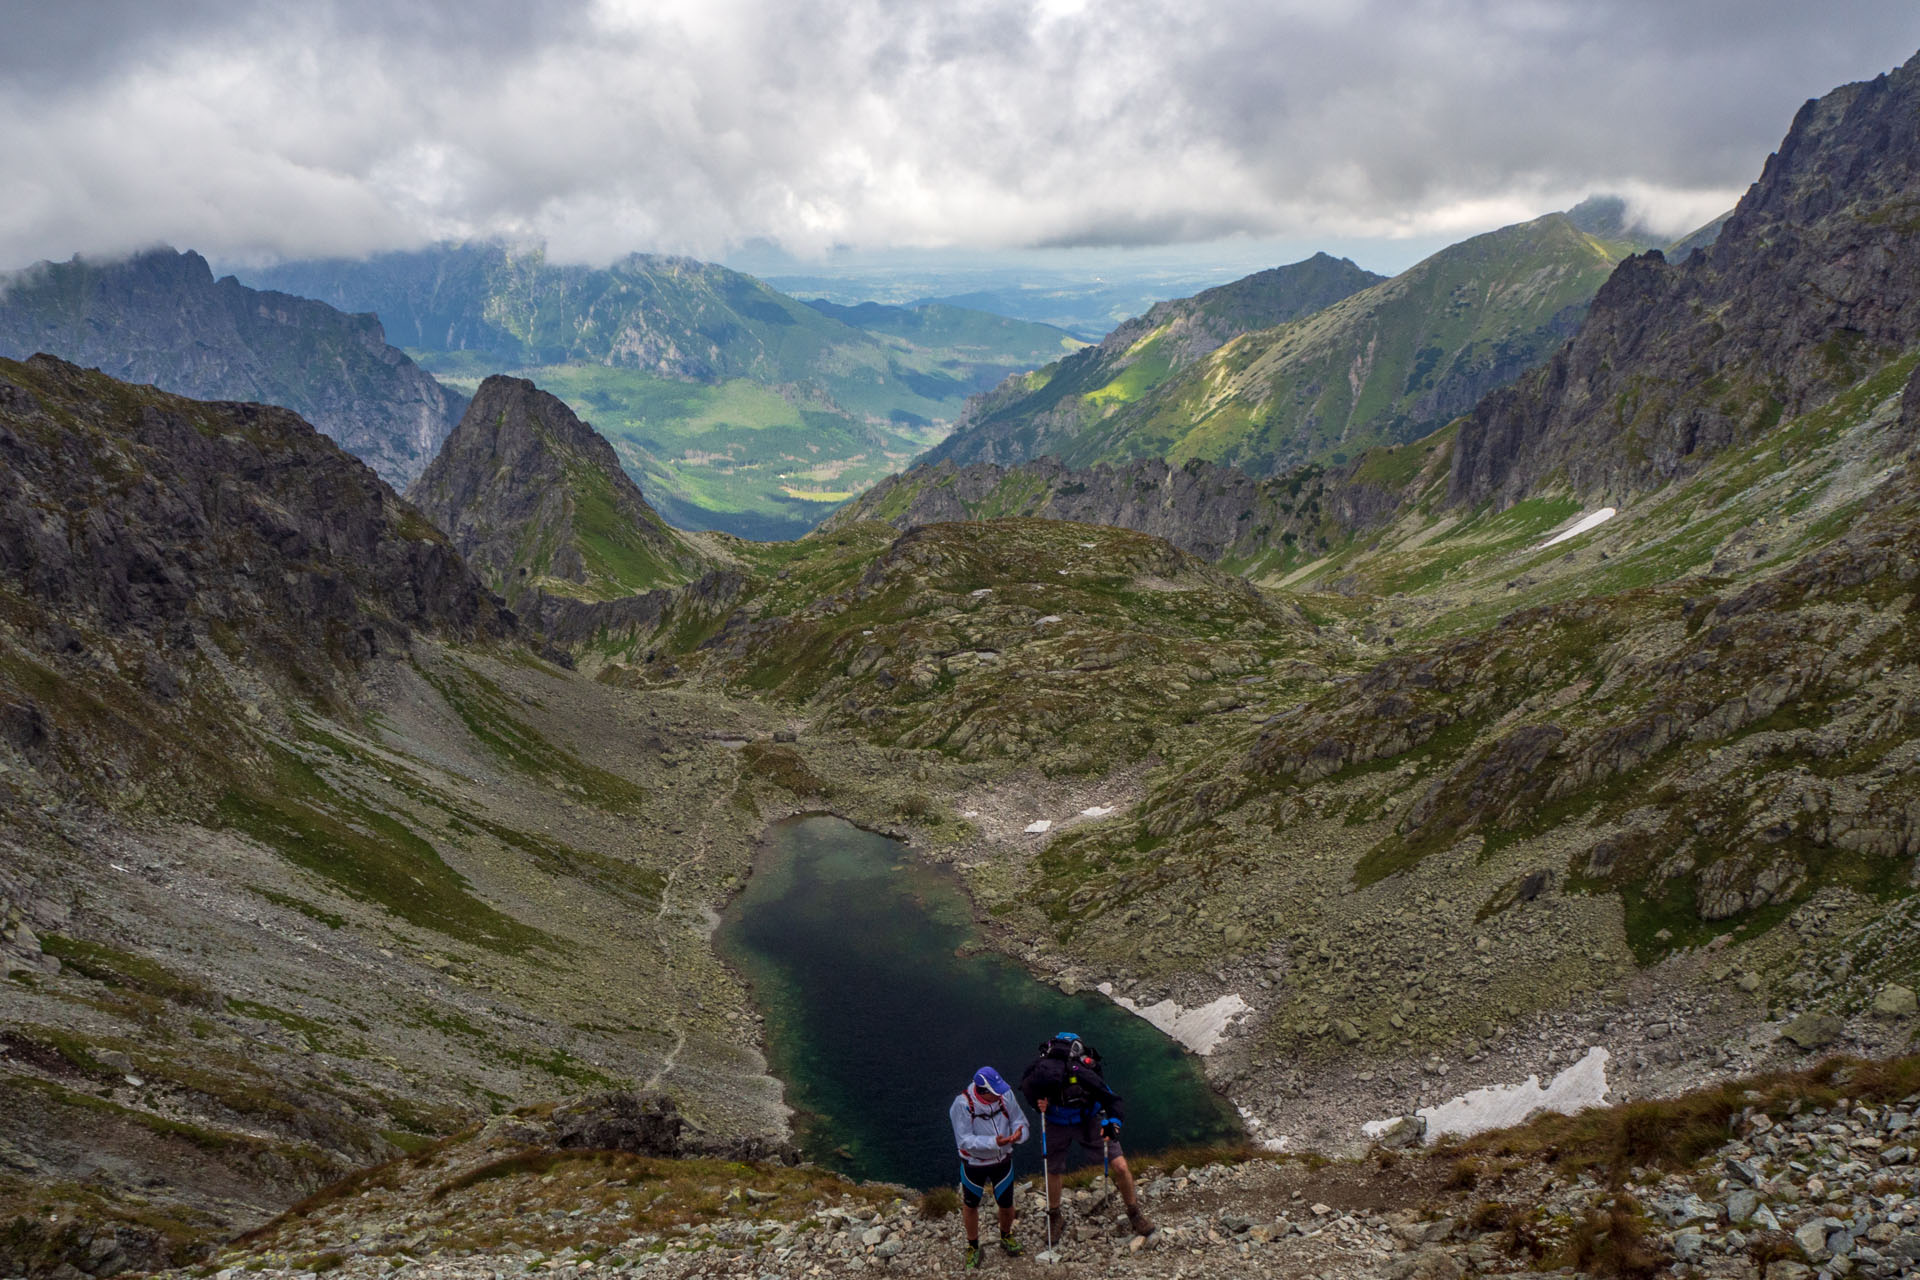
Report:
714,815,1243,1191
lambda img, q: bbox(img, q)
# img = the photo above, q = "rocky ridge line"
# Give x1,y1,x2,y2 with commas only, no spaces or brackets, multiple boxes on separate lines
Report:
1452,50,1920,508
0,249,465,488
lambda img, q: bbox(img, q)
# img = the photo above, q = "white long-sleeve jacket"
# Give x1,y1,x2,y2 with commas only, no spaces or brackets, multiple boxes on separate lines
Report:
949,1089,1030,1167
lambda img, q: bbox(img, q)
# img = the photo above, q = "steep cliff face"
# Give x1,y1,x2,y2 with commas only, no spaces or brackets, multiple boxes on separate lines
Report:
0,249,465,487
0,355,510,794
408,376,707,603
833,453,1415,566
0,354,507,668
925,253,1385,468
1452,51,1920,507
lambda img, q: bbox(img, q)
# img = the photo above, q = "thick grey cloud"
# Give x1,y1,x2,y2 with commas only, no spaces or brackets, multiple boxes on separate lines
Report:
4,0,1916,268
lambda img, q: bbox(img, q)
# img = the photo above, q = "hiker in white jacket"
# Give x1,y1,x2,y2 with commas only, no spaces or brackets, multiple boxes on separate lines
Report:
948,1066,1030,1268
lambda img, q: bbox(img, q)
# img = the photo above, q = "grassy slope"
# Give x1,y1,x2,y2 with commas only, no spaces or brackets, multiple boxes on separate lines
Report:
1071,214,1636,473
926,253,1385,470
995,340,1920,1059
516,403,706,602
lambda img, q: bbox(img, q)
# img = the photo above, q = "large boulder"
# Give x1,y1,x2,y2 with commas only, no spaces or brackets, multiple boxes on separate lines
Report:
1780,1012,1844,1050
549,1090,683,1156
1872,984,1917,1019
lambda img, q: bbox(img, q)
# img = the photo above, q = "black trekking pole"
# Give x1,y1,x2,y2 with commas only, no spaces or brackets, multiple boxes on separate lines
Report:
1040,1111,1052,1249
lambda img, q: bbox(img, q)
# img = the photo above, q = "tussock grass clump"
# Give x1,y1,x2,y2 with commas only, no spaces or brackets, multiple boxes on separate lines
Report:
1133,1141,1261,1176
432,1148,567,1199
1747,1230,1807,1271
918,1187,959,1218
1467,1200,1547,1261
1557,1197,1661,1279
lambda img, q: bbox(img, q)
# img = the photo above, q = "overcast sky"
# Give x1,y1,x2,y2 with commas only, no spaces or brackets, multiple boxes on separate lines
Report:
5,0,1918,274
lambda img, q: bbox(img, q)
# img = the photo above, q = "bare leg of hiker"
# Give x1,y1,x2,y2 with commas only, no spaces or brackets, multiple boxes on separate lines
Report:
1108,1153,1154,1235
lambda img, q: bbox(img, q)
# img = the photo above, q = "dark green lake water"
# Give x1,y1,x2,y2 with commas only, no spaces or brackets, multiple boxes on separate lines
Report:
714,814,1241,1190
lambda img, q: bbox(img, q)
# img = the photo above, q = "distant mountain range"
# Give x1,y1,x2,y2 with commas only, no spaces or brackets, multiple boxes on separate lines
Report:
921,252,1385,469
927,199,1669,478
241,245,1081,537
0,249,464,487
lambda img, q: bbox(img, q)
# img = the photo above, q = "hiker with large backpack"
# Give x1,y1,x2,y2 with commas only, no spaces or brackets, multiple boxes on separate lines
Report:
1020,1032,1155,1240
949,1066,1030,1269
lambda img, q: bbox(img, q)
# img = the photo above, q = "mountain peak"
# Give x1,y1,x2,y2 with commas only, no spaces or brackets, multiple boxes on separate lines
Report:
1452,49,1920,507
408,375,709,603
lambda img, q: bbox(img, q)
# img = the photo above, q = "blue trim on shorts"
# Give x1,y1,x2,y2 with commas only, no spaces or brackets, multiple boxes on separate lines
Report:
958,1159,1015,1206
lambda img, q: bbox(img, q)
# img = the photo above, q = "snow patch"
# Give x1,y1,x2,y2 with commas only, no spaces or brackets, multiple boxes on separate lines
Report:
1538,508,1617,549
1411,1046,1612,1143
1023,819,1053,834
1360,1117,1400,1138
1096,985,1251,1055
1079,805,1114,818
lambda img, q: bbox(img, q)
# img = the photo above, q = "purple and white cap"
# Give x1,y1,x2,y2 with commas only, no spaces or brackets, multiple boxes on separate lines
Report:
971,1066,1011,1098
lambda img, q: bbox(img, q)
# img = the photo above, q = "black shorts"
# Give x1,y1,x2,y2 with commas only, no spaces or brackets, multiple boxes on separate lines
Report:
1042,1115,1121,1174
959,1157,1016,1208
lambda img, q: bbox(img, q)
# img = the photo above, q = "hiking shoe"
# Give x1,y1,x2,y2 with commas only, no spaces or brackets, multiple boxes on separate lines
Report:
1047,1208,1065,1241
999,1234,1024,1257
1126,1204,1156,1237
964,1243,984,1269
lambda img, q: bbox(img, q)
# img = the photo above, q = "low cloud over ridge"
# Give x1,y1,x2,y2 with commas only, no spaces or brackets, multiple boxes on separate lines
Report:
4,0,1917,268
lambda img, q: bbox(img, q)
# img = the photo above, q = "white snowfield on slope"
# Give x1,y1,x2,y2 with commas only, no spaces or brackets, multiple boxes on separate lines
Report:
1097,985,1252,1056
1410,1046,1613,1142
1538,507,1617,549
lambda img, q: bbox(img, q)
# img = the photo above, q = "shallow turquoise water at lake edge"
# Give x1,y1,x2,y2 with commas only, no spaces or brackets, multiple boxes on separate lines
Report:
714,814,1242,1190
